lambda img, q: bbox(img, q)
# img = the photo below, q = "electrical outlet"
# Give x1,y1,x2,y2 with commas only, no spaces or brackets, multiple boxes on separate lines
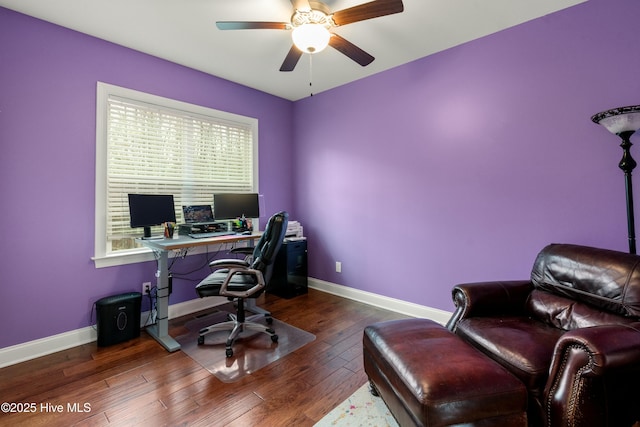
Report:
335,261,342,273
142,281,151,295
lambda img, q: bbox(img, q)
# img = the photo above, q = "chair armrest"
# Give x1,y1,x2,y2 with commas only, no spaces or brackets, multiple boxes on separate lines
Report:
229,247,254,263
208,259,249,271
552,323,640,375
446,280,533,331
218,267,266,299
229,247,254,256
544,323,640,426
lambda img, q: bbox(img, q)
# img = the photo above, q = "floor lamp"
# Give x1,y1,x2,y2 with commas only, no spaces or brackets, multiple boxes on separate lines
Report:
591,105,640,255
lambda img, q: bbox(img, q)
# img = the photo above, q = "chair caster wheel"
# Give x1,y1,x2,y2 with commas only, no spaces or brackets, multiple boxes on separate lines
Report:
266,317,273,325
271,334,279,343
198,336,204,345
226,348,233,358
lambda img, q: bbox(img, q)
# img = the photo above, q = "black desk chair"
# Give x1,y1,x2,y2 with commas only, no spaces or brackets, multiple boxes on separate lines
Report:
195,211,288,357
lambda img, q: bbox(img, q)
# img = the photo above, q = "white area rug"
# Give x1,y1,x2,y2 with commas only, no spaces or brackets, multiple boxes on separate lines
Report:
314,383,399,427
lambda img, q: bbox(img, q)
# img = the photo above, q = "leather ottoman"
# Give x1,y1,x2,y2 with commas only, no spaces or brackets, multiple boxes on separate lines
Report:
363,318,528,426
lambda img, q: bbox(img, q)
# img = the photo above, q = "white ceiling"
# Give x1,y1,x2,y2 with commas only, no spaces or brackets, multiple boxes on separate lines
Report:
1,0,586,101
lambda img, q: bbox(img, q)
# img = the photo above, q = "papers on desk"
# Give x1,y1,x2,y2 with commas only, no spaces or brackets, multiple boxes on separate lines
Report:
285,221,304,239
285,236,306,242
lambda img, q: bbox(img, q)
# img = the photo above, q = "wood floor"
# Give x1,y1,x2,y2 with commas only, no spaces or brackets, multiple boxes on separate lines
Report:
0,289,409,426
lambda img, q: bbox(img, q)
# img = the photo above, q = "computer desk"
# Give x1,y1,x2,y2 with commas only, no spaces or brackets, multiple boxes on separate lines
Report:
138,232,262,352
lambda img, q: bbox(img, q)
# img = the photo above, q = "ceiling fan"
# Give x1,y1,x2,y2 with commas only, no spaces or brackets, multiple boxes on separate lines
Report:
216,0,405,72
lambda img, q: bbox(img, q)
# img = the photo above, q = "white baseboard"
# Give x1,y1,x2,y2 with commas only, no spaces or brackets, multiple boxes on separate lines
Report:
0,326,98,369
0,297,226,369
308,277,452,325
0,281,451,368
166,296,228,321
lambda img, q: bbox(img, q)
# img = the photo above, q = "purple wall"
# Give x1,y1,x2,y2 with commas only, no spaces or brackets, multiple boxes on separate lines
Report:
292,0,640,311
0,8,293,348
1,0,639,351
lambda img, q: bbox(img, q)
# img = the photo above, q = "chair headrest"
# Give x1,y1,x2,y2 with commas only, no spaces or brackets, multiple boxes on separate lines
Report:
531,243,640,317
250,211,289,271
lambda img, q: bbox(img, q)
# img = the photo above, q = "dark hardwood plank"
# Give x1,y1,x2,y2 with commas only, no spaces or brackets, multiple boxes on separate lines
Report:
0,289,409,426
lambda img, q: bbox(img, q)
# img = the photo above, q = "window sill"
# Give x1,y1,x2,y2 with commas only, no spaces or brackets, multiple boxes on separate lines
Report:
92,248,155,268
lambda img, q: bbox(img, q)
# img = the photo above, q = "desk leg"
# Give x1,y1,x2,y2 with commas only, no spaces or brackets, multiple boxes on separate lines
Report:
145,249,181,352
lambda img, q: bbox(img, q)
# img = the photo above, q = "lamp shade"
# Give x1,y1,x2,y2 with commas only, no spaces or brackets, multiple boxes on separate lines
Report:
591,105,640,135
292,24,330,54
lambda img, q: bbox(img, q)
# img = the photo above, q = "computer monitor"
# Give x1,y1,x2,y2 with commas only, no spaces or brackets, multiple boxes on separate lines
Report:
213,193,260,220
128,194,176,239
182,205,214,224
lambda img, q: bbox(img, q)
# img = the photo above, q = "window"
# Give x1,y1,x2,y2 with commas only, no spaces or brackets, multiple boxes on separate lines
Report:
93,82,258,267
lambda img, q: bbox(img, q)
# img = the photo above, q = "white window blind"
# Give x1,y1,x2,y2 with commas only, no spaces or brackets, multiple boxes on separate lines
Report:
94,82,258,264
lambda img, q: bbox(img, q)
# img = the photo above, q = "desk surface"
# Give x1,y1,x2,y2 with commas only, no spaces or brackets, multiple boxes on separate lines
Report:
139,232,262,252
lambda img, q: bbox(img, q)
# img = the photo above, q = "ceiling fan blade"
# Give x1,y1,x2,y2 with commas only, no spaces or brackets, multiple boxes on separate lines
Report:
328,34,375,67
216,21,290,30
280,45,304,72
332,0,404,26
290,0,311,11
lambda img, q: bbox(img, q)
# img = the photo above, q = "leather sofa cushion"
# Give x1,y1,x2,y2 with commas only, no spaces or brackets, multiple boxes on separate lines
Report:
456,316,563,399
526,289,639,331
531,244,640,317
364,319,527,426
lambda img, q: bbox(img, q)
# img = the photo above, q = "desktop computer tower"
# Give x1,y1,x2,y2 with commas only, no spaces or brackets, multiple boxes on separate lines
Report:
95,292,142,347
268,239,308,299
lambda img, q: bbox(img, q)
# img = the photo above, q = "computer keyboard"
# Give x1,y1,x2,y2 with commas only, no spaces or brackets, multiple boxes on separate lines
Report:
188,231,236,239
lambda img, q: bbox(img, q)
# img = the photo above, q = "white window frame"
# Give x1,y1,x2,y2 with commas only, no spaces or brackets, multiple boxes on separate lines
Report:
93,82,259,268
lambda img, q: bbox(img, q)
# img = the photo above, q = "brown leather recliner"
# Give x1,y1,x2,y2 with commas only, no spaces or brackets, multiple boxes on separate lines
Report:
447,243,640,427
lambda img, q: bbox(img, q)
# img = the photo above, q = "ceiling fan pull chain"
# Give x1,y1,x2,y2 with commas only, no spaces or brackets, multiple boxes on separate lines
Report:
309,54,314,97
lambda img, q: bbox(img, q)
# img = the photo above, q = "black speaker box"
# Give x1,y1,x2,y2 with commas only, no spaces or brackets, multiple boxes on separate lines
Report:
95,292,142,347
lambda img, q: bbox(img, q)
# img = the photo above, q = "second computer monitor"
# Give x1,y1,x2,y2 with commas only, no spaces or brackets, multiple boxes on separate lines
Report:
128,193,176,238
213,193,260,220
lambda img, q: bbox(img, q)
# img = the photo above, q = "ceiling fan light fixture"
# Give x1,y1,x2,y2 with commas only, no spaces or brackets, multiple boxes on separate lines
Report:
292,23,330,54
